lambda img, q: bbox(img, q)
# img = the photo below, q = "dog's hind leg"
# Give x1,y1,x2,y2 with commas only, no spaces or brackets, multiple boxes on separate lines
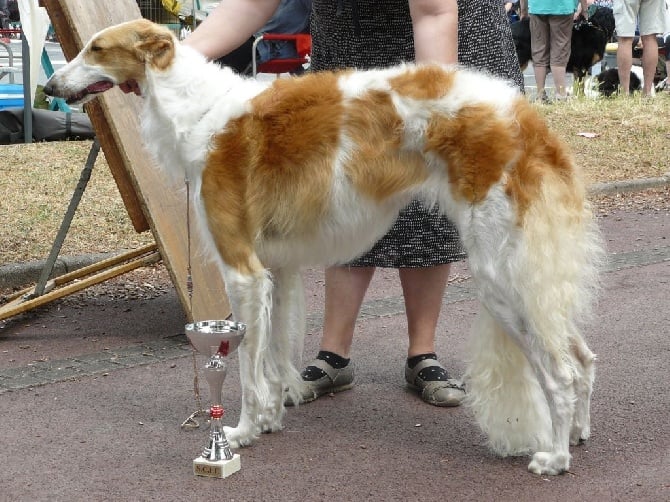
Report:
568,332,596,445
474,293,577,475
523,338,577,475
463,238,577,474
517,339,575,475
259,267,305,433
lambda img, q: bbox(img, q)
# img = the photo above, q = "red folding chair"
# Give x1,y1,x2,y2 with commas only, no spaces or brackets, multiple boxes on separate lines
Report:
251,33,311,77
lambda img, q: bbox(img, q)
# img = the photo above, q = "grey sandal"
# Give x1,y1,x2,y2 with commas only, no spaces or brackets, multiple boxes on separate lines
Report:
285,358,354,406
405,358,465,407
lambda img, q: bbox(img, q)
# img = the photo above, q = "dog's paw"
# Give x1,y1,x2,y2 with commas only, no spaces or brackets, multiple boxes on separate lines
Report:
258,406,286,434
527,451,570,475
570,424,590,446
260,420,284,434
223,425,257,448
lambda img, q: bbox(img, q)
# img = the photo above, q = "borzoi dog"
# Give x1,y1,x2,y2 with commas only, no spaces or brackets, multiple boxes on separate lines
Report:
44,19,603,475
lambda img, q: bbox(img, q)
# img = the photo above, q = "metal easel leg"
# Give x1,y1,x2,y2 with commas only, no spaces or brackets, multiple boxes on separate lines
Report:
27,138,101,299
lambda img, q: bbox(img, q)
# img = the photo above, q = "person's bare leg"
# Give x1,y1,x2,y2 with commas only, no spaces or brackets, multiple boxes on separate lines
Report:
400,264,464,407
617,37,633,94
399,265,450,357
320,265,375,358
400,264,465,406
550,65,568,98
640,34,658,96
286,265,373,405
533,64,548,99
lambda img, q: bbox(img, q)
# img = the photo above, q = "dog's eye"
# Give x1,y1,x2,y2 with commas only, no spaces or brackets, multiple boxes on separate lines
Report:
90,45,103,52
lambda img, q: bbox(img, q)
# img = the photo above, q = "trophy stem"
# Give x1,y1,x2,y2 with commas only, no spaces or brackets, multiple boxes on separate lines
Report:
185,320,245,479
192,352,241,478
201,406,234,461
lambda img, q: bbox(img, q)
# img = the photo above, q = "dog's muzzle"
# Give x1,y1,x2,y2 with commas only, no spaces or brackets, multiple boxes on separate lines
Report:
43,78,114,105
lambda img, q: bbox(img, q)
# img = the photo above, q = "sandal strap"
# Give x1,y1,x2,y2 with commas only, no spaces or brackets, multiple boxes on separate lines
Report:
307,358,345,383
405,357,448,385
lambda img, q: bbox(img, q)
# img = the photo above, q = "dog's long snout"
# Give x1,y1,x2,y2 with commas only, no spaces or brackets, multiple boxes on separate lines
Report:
43,70,68,98
43,77,57,97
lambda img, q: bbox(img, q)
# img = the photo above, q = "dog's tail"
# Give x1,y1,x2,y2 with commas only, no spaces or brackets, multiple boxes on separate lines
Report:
464,159,605,456
464,309,552,456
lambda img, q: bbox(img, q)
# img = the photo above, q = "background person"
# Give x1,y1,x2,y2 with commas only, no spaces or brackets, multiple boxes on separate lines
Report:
520,0,589,101
613,0,665,96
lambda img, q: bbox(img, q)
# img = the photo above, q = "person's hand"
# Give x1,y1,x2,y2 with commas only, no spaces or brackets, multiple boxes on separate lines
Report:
579,0,589,20
119,80,141,96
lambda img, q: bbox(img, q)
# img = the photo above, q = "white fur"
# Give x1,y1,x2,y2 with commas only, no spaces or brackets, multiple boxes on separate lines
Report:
44,21,604,475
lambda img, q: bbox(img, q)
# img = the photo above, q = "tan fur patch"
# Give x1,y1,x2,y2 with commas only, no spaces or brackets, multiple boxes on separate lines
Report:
503,99,580,220
201,72,344,272
426,102,518,204
83,20,174,83
389,65,457,100
201,117,260,275
134,22,175,71
343,89,427,201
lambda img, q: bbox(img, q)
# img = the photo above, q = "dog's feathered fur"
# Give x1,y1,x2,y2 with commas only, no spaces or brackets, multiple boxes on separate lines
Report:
44,20,604,475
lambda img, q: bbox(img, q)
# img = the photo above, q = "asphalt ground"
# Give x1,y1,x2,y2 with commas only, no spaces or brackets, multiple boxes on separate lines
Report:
0,187,669,501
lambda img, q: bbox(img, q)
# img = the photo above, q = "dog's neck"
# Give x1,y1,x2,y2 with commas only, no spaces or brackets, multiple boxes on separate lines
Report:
140,43,254,122
138,42,268,180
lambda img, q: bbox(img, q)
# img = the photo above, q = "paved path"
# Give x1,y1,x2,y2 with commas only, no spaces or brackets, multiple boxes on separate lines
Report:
0,204,668,501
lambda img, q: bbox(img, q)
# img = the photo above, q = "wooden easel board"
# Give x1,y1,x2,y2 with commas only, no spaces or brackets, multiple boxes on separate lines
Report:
39,0,230,322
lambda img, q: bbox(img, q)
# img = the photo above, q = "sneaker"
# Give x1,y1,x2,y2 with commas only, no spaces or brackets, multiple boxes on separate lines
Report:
534,90,552,104
405,358,465,407
284,358,354,406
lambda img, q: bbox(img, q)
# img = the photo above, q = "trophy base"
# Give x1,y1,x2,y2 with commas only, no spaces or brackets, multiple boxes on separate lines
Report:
193,454,241,478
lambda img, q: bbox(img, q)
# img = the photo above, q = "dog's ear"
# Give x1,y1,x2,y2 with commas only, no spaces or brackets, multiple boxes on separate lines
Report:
134,27,175,71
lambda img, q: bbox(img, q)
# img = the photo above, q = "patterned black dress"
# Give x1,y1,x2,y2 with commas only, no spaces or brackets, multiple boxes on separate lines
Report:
310,0,524,267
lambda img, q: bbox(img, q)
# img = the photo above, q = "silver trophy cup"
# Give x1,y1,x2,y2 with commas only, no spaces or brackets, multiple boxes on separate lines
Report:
185,319,246,478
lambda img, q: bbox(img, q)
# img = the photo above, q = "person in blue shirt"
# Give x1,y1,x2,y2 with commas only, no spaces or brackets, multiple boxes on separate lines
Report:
519,0,588,101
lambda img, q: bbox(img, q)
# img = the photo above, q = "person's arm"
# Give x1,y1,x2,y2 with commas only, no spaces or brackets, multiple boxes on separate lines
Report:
518,0,528,18
183,0,282,60
408,0,458,64
579,0,589,20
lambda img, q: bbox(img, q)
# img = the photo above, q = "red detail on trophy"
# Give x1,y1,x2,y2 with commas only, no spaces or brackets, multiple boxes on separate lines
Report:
218,340,230,356
210,405,225,419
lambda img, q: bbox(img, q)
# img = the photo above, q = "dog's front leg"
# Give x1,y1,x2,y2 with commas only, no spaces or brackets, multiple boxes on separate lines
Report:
222,266,275,447
224,345,262,447
263,267,305,430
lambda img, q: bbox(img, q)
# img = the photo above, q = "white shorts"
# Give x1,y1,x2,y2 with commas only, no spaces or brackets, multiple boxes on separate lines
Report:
613,0,666,36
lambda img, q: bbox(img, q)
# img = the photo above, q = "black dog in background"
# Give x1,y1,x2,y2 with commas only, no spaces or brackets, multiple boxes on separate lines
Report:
511,6,615,79
594,67,642,96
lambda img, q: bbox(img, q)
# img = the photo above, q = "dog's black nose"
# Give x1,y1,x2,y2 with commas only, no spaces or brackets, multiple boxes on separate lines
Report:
43,81,54,97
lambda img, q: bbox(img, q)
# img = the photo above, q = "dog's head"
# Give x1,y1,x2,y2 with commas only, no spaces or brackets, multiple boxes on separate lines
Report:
44,19,175,104
595,68,616,96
